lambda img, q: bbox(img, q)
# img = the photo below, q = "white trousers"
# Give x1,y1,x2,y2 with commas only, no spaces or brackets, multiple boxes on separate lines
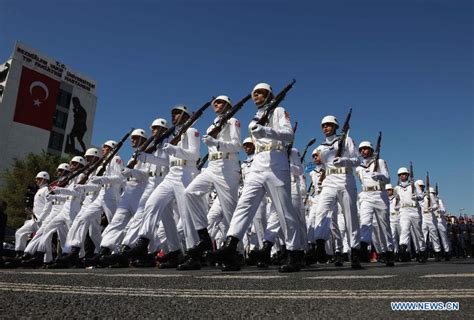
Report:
390,217,401,253
15,219,38,251
437,219,451,252
399,207,426,252
422,211,441,252
314,182,360,249
227,170,303,251
359,192,393,252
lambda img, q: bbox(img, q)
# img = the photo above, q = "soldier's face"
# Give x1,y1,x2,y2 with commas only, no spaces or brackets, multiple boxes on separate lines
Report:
399,173,409,182
387,189,393,196
131,135,140,148
35,178,43,186
359,147,373,158
86,155,98,164
321,123,336,136
242,143,255,155
172,111,188,125
252,89,269,107
102,145,112,155
312,153,321,165
213,100,228,114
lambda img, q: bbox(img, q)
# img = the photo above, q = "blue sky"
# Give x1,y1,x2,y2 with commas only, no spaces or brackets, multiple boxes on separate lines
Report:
1,0,473,216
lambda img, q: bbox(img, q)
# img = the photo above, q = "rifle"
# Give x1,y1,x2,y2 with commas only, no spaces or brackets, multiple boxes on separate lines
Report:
335,108,352,158
77,129,133,184
426,171,431,209
303,182,314,204
198,94,252,168
300,138,316,163
169,97,214,146
372,131,382,172
409,161,415,195
435,183,439,196
252,79,296,128
207,93,251,139
287,121,298,158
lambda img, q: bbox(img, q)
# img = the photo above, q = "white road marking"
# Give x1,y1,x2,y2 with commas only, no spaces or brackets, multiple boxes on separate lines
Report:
420,273,474,278
0,282,473,299
304,275,396,280
196,275,286,279
0,271,188,278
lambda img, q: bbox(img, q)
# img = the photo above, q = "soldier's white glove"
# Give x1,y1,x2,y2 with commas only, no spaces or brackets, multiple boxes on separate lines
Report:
121,168,132,178
371,173,385,181
202,135,219,147
162,143,177,156
251,124,266,139
333,157,349,167
90,176,105,184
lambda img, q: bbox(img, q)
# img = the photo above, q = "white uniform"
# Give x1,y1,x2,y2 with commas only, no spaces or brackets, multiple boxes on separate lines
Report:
121,146,171,250
420,191,441,252
15,184,48,251
356,157,393,252
227,106,303,251
436,197,450,253
138,126,200,250
388,194,401,253
394,182,426,252
313,134,361,249
100,157,150,251
185,117,241,237
65,156,123,253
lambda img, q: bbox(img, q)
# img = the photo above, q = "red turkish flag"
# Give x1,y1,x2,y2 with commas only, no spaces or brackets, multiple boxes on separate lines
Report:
13,67,60,131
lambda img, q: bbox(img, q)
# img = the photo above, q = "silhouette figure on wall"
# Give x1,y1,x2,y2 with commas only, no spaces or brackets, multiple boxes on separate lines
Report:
66,96,87,155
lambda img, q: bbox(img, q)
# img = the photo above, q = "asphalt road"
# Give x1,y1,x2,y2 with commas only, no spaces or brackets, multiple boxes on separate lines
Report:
0,259,472,319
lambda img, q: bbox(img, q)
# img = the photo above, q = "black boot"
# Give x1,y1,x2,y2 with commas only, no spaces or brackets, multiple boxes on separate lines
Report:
187,229,213,258
305,243,317,266
100,245,130,268
342,252,349,262
14,251,24,259
50,246,81,268
385,251,395,267
272,245,288,266
315,239,328,264
417,250,427,263
399,244,410,262
246,250,259,266
444,252,451,261
206,236,239,263
20,252,45,268
177,253,201,271
279,250,303,273
360,242,370,263
256,241,273,268
127,237,150,260
351,248,362,269
434,251,441,262
221,253,242,272
334,251,343,267
160,250,183,269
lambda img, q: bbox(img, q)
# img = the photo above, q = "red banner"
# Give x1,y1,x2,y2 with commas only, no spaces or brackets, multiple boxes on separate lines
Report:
13,67,60,131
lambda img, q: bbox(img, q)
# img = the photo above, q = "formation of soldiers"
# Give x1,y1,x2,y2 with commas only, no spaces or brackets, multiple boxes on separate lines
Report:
3,81,472,272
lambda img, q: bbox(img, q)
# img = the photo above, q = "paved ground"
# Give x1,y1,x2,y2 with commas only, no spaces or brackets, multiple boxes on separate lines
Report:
0,259,472,319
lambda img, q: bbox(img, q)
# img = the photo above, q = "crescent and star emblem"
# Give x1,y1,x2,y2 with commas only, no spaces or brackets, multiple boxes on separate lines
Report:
29,81,50,107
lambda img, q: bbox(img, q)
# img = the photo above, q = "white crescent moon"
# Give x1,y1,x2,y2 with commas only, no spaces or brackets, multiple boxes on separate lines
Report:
29,81,49,100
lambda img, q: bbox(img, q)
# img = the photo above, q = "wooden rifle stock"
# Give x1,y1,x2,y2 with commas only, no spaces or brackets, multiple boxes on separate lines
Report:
335,108,352,158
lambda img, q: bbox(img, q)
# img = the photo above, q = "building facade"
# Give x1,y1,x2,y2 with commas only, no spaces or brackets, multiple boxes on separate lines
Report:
0,42,97,180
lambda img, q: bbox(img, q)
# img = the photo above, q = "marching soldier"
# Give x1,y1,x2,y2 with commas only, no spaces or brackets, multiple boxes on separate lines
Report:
209,82,304,272
356,141,394,266
386,184,401,257
313,115,362,269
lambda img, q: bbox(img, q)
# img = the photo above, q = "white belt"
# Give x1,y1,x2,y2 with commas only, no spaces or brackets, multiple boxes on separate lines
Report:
85,191,98,197
255,143,283,154
362,185,384,192
326,167,353,175
149,170,165,177
209,152,238,161
127,177,139,182
401,204,417,208
66,196,77,201
52,200,64,205
170,159,193,167
390,212,399,216
103,184,113,189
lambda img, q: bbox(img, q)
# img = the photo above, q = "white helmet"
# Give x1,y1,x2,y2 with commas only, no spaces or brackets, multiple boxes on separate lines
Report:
35,171,50,180
429,187,436,193
242,137,254,145
71,156,86,167
172,104,191,117
103,140,117,149
312,147,320,156
321,115,339,128
57,163,71,172
397,167,409,175
415,179,425,187
385,184,393,190
252,83,273,95
85,148,100,158
131,128,147,139
358,141,373,150
150,118,168,129
213,95,232,107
